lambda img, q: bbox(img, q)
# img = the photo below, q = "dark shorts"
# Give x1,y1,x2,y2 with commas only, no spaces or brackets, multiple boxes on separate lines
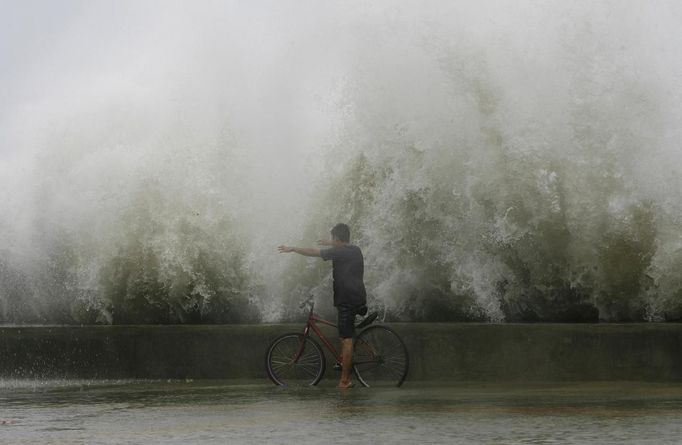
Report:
337,304,365,338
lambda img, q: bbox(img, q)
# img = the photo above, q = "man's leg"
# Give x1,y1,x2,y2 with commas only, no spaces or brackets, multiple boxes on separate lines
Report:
339,337,354,388
337,305,356,388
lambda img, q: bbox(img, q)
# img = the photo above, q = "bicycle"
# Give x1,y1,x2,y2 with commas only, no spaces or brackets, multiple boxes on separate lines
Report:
265,299,409,387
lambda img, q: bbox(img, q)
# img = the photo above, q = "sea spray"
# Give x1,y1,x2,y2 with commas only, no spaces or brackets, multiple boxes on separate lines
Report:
1,1,681,323
290,1,682,321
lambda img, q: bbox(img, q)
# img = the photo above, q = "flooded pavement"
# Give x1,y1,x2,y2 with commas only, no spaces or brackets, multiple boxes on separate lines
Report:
1,380,682,444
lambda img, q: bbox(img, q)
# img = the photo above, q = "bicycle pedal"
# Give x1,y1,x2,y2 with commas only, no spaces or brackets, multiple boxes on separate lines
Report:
333,363,342,371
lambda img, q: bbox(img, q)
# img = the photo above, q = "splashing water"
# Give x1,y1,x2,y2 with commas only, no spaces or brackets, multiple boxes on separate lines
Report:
1,1,681,323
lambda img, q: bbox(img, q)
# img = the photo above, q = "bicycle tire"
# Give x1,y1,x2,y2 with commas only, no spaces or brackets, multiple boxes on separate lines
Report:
265,333,326,386
353,325,409,388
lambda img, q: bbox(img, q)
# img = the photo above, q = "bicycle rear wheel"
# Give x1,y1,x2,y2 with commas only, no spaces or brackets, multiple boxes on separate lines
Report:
353,325,409,388
266,333,325,386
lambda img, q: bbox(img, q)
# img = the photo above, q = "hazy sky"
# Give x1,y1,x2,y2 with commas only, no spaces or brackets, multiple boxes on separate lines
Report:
2,0,682,234
2,1,682,321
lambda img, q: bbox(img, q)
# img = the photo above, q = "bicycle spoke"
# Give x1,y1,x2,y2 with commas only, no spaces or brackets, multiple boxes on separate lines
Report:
381,363,405,378
299,365,320,378
270,361,291,370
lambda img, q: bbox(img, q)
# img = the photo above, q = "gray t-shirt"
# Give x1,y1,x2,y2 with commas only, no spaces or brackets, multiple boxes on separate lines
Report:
320,245,367,307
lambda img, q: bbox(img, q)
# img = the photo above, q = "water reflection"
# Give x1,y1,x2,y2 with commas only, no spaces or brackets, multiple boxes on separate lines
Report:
1,381,682,444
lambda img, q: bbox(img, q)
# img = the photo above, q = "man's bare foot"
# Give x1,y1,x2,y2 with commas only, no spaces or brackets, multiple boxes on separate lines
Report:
337,381,355,389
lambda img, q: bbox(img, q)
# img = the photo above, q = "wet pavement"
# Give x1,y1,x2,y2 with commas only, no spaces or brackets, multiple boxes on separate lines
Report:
1,379,682,444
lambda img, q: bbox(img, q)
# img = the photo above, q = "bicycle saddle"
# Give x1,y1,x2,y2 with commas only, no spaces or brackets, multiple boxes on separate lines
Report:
356,311,378,329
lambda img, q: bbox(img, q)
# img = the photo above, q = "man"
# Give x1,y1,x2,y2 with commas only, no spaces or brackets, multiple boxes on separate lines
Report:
278,223,367,389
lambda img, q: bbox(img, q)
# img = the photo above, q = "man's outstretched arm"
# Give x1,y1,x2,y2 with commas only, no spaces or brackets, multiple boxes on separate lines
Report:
278,245,321,257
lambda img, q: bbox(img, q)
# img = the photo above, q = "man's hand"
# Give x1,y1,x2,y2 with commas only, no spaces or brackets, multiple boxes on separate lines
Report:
278,245,294,253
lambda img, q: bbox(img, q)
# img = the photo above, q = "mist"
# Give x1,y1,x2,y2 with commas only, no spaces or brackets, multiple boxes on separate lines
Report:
1,1,681,323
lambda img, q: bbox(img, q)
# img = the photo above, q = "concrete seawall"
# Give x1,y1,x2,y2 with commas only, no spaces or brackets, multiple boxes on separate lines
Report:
1,323,681,381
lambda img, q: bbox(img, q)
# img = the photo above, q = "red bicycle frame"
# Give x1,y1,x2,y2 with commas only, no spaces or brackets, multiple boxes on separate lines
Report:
294,301,343,364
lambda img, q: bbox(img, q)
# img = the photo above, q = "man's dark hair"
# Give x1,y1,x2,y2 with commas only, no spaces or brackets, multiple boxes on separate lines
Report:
331,223,350,242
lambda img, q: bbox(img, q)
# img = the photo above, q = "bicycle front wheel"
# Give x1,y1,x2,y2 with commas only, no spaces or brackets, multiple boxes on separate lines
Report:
353,325,409,388
266,333,325,386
